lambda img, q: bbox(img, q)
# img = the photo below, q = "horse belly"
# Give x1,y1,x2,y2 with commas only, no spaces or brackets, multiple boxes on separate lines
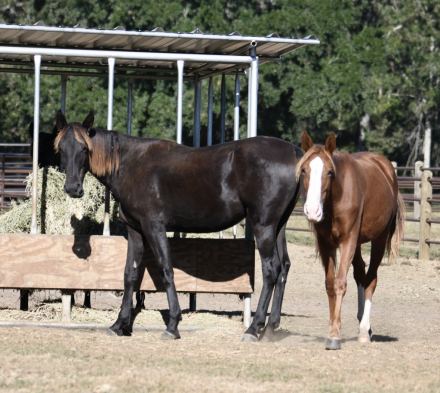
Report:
166,198,245,233
358,185,395,244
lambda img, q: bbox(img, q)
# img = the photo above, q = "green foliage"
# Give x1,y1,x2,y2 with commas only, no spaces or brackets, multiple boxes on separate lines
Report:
0,0,439,165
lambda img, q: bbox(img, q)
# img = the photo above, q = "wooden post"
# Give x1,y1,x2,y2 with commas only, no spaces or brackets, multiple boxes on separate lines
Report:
189,293,196,312
61,290,72,323
414,161,423,219
19,290,28,311
419,170,432,261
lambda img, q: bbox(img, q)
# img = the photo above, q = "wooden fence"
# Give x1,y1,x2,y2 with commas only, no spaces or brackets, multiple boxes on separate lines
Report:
287,161,440,261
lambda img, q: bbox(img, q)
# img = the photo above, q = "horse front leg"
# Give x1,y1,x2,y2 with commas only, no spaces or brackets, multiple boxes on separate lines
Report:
326,235,358,350
143,227,182,340
108,226,144,336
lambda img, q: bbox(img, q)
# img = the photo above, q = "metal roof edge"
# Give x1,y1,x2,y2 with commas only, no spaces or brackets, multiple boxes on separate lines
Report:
0,23,320,45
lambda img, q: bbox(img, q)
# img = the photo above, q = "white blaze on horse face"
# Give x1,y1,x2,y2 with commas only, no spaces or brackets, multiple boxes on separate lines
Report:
304,157,324,222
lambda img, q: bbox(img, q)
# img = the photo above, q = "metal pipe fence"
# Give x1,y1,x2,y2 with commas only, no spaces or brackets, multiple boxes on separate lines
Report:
0,151,32,212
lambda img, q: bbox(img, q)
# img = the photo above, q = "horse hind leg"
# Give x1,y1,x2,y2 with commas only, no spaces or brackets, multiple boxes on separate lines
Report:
352,245,366,324
260,227,291,343
242,224,281,342
358,236,387,344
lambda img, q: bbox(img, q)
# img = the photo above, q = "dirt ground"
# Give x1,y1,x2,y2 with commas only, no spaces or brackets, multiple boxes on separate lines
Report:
1,241,440,392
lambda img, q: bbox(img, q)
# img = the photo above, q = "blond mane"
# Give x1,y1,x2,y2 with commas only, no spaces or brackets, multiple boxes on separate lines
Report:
54,124,120,177
296,145,336,181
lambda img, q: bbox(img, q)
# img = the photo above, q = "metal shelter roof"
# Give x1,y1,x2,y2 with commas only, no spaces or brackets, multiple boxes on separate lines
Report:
0,21,319,79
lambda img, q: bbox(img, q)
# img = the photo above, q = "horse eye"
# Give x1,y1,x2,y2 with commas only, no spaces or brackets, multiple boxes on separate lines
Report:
327,170,333,176
81,146,88,152
301,168,306,174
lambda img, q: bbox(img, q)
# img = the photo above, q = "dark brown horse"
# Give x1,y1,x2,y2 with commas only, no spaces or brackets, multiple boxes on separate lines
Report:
55,111,303,341
28,121,61,168
298,131,404,350
29,113,149,310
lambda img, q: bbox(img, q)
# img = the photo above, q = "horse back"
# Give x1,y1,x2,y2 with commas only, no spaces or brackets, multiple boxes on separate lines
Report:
116,136,302,232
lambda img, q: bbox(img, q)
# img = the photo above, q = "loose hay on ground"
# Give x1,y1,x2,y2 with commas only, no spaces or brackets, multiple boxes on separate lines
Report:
0,303,242,328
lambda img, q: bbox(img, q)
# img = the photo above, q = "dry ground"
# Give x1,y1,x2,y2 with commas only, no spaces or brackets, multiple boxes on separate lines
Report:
1,229,440,391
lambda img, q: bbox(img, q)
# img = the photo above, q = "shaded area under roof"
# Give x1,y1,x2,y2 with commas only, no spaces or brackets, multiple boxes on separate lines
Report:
0,22,319,78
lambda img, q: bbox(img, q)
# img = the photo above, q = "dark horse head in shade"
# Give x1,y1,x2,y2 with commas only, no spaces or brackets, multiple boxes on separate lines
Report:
28,113,62,168
56,110,304,342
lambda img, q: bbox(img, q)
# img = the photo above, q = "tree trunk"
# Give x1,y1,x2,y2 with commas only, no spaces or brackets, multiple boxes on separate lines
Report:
423,111,432,168
358,114,369,152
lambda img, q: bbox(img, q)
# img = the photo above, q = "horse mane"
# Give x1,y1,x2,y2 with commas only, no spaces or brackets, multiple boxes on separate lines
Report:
295,145,336,181
54,123,120,177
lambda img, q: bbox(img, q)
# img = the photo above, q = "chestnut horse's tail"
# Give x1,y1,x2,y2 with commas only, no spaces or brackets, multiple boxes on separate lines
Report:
386,191,405,264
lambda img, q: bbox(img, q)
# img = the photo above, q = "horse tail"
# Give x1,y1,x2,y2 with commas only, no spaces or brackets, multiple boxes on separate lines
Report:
386,191,405,264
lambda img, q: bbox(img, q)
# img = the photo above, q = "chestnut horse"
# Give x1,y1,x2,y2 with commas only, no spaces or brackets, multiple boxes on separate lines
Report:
55,111,303,341
298,131,404,350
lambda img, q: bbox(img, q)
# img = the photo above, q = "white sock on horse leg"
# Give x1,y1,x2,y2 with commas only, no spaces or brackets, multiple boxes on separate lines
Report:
359,299,371,334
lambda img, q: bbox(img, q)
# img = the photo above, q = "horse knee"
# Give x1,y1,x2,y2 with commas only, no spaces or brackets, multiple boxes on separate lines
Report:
333,278,347,296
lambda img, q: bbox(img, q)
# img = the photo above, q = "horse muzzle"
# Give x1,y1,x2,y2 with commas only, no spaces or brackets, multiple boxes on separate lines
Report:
64,183,84,198
304,203,323,223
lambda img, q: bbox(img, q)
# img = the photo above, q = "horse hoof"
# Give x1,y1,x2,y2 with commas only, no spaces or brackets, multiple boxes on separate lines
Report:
358,335,371,344
325,338,341,350
160,331,180,340
106,328,118,336
241,333,258,343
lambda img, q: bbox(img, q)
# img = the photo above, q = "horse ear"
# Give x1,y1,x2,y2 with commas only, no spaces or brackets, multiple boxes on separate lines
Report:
325,133,336,155
28,122,34,140
56,110,67,131
302,131,313,152
82,111,94,132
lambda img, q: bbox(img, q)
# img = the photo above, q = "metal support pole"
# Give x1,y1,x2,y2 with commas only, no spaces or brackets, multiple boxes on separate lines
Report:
174,60,185,239
61,75,67,115
30,54,41,235
234,71,240,142
233,71,240,238
207,77,213,146
414,161,423,219
61,291,72,323
126,78,134,135
220,73,226,143
247,67,252,138
176,60,184,145
60,75,68,172
243,294,251,328
193,74,201,147
245,48,257,239
103,57,115,237
249,47,258,138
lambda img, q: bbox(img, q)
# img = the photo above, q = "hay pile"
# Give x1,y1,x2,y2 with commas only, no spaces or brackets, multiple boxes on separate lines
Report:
0,167,127,236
